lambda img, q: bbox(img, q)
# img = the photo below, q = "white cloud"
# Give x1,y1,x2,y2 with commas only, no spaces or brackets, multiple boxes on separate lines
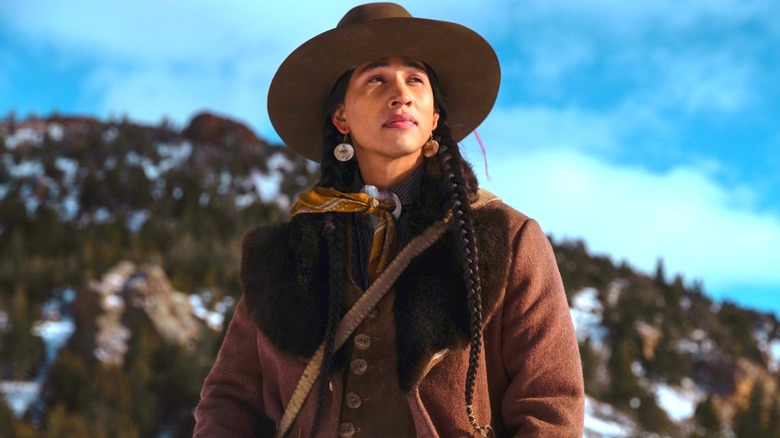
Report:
457,103,780,301
479,146,780,297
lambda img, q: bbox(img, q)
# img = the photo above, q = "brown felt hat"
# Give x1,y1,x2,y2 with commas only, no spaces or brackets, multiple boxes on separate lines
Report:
267,2,501,163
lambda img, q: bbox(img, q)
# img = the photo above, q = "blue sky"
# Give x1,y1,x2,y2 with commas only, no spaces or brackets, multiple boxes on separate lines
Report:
2,0,779,316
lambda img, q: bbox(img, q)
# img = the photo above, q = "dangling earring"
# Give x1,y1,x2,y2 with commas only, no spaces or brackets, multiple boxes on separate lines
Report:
422,134,439,158
334,134,354,161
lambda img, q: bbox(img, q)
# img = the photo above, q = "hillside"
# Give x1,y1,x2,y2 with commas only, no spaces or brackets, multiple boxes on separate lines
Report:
0,113,779,437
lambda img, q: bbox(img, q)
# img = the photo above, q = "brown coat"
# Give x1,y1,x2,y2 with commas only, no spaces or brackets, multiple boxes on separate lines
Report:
194,192,584,437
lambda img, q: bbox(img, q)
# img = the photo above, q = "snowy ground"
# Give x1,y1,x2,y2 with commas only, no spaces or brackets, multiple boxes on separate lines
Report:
0,290,75,417
584,396,637,437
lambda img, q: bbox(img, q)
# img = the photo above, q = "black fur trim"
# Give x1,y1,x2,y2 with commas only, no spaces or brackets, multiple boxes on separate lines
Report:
240,214,330,358
394,206,510,390
240,204,511,387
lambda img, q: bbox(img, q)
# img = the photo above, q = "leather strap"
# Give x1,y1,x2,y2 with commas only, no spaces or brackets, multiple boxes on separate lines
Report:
276,215,452,437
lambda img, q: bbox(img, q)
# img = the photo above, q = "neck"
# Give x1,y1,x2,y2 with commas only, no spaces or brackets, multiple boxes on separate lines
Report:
356,153,423,190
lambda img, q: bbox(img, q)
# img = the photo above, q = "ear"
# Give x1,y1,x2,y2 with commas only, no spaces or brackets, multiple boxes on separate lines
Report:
431,108,440,131
331,104,349,134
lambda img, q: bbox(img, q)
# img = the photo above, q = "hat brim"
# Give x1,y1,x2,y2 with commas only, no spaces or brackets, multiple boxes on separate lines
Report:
268,17,500,163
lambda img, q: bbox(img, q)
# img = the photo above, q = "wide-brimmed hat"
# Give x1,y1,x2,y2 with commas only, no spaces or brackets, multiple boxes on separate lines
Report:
267,2,500,163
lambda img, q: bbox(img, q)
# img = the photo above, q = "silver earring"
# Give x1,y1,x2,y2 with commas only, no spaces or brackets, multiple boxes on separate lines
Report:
422,135,439,158
334,134,354,161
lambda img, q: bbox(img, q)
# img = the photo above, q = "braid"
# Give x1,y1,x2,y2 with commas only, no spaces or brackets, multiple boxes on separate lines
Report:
433,121,490,437
310,85,354,434
310,212,346,436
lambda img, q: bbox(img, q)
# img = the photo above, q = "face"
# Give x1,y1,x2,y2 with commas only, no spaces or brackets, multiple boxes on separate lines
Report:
332,57,439,167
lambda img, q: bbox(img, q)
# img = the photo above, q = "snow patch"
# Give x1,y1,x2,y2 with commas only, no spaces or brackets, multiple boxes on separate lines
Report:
764,339,780,373
235,193,255,209
4,127,43,149
94,207,114,223
0,183,9,201
267,152,295,172
102,127,118,143
0,382,41,417
584,396,636,437
55,157,79,186
126,210,150,233
156,141,192,173
250,169,282,203
1,289,76,418
32,319,75,364
652,378,704,423
189,292,235,331
217,171,232,195
570,288,608,346
8,158,44,178
58,189,80,221
47,123,64,141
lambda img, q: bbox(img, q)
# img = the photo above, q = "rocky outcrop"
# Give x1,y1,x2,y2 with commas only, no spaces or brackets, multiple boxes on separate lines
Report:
183,111,268,149
72,261,209,366
125,265,201,348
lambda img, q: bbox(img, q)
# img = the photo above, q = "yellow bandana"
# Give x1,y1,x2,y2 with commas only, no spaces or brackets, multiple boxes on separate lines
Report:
289,186,397,281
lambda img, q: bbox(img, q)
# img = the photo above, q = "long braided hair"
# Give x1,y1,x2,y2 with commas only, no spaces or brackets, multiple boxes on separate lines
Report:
310,65,488,437
426,67,488,436
307,70,355,437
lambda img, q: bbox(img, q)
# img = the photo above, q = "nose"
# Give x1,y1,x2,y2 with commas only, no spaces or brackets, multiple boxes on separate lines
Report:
388,76,412,108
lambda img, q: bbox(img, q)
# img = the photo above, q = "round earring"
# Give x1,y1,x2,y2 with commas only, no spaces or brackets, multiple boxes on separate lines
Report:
334,134,354,161
422,135,439,158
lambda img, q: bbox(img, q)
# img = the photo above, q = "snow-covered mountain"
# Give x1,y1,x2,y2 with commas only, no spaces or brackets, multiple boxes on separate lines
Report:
1,113,779,437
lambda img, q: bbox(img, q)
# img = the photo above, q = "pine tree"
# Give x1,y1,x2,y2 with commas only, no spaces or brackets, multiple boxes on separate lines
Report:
733,380,768,438
693,395,722,437
45,348,91,413
768,395,780,438
606,337,642,404
580,338,601,396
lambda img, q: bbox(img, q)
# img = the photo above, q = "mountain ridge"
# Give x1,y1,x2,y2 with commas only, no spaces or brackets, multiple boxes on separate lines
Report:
1,112,779,437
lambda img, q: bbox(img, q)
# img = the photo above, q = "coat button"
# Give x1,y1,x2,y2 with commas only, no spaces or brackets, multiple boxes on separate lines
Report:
366,309,378,320
354,333,371,350
338,422,356,437
350,358,368,375
345,391,362,409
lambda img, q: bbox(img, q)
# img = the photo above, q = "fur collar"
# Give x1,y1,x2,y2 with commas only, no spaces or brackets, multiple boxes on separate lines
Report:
240,190,512,390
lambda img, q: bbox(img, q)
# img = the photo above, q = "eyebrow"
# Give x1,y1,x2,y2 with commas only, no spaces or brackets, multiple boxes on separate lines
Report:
355,59,428,76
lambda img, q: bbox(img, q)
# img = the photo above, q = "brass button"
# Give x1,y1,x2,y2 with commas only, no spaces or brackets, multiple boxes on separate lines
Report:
366,309,378,320
355,333,372,350
350,358,368,375
338,422,356,437
345,391,362,409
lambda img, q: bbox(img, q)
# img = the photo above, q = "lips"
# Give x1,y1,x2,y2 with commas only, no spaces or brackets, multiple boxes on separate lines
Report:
383,114,417,129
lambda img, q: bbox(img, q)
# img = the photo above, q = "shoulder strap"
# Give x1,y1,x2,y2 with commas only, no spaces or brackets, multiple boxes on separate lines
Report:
276,216,452,438
473,188,501,208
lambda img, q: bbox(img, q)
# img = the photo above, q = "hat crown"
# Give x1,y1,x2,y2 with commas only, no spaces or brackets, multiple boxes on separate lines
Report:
337,2,412,28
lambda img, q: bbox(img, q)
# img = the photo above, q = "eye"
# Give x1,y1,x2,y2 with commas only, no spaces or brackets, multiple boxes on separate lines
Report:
367,75,384,84
407,75,425,85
